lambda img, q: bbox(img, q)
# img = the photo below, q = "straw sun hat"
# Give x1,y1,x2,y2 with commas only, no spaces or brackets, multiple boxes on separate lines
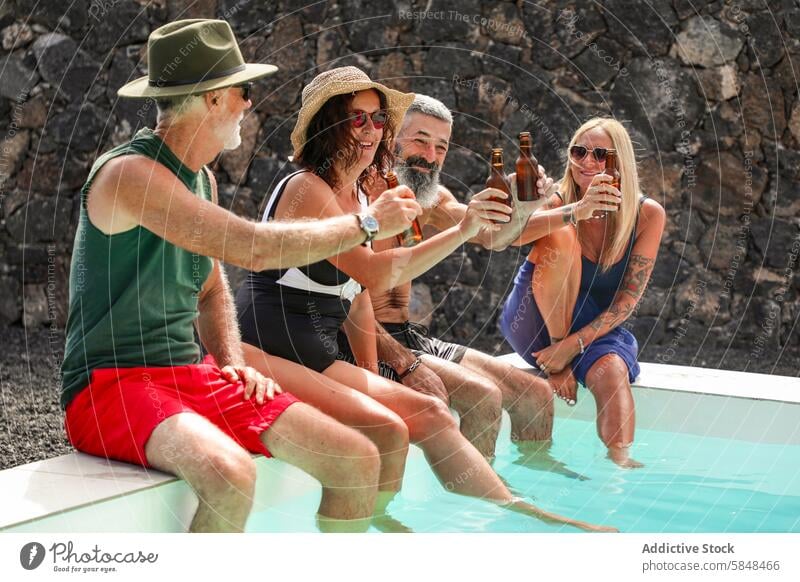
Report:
118,19,278,99
290,66,415,159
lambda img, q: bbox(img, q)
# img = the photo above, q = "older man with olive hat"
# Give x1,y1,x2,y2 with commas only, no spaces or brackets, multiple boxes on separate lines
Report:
60,19,422,533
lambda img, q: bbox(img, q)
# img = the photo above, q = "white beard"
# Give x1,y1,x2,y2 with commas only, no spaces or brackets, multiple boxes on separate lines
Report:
221,114,243,151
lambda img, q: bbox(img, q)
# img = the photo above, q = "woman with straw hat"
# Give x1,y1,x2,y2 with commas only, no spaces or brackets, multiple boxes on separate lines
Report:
62,20,422,533
235,66,615,532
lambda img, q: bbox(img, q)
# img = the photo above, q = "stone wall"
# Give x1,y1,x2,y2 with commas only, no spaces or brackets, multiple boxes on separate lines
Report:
1,0,798,366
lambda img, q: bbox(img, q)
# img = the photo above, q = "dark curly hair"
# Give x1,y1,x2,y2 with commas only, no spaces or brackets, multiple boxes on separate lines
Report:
296,90,396,192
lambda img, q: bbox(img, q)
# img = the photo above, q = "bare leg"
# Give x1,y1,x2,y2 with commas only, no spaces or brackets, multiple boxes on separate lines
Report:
145,413,258,532
243,344,409,492
528,228,583,404
513,440,590,481
417,354,502,459
528,227,582,344
324,360,512,500
585,354,643,469
261,402,381,527
458,348,554,441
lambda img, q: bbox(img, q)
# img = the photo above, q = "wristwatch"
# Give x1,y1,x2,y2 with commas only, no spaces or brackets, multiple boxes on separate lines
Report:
356,213,379,245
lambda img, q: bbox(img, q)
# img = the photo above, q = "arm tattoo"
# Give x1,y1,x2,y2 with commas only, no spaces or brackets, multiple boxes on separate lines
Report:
620,254,655,300
561,207,572,224
588,254,655,333
589,302,634,331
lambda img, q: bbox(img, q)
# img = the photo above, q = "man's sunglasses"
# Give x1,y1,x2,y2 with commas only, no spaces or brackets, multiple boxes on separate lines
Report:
235,82,253,102
569,145,614,163
350,109,388,129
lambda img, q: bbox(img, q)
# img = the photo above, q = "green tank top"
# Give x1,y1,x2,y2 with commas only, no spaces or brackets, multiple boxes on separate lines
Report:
60,128,214,409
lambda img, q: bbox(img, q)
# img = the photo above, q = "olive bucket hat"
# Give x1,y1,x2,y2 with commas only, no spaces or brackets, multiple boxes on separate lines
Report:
118,19,277,99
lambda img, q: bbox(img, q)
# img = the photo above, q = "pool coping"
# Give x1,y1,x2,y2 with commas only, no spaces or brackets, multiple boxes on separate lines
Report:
2,360,799,532
498,355,800,404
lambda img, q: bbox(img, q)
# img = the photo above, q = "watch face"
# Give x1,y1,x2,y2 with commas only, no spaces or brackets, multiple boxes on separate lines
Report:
362,215,379,231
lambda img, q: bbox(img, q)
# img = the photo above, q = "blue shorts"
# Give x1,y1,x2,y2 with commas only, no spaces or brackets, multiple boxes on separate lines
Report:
499,260,640,386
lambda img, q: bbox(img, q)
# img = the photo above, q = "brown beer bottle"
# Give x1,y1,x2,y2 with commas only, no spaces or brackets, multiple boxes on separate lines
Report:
515,131,540,201
599,149,621,219
486,148,512,211
388,170,423,247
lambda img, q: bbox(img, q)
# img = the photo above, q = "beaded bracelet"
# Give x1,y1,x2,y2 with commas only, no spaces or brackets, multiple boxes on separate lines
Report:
397,357,422,381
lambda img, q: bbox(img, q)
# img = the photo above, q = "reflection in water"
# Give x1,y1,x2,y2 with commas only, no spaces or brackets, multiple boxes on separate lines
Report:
513,441,590,481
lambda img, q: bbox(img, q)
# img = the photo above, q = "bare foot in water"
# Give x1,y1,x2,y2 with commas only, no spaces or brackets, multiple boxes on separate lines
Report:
608,446,644,469
514,441,590,481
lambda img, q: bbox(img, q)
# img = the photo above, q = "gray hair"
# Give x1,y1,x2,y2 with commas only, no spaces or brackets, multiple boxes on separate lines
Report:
155,93,205,122
405,94,453,125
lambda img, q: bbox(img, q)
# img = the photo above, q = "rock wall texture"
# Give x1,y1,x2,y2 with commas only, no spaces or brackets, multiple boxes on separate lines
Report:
1,0,798,369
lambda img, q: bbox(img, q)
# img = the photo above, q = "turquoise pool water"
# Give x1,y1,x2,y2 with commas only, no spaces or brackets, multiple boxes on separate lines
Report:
247,416,800,533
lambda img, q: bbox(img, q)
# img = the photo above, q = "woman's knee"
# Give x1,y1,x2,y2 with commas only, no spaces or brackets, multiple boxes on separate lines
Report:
587,355,632,400
530,226,579,264
366,411,410,458
407,395,459,442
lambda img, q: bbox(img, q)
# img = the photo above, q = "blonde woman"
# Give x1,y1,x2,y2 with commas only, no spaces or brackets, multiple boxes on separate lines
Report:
500,118,666,468
237,68,616,532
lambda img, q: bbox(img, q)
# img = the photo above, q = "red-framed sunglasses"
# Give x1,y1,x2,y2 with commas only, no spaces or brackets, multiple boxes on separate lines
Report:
569,145,614,163
350,109,388,129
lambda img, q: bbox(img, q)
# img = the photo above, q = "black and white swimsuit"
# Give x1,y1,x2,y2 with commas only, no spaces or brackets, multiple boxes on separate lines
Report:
235,170,368,372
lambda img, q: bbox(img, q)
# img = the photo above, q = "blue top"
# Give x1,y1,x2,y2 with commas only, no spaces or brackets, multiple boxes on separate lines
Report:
498,196,648,385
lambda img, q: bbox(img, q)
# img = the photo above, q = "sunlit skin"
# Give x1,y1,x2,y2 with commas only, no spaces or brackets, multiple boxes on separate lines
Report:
367,112,557,459
522,125,666,468
81,83,414,532
242,93,615,531
396,114,451,172
567,127,620,255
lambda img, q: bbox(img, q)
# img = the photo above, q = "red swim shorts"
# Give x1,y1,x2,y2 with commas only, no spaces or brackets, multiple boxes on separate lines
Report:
64,355,299,467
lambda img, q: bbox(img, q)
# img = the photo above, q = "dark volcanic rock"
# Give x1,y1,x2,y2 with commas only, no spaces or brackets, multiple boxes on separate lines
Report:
252,17,309,116
741,74,786,138
603,0,679,56
523,3,605,69
650,248,693,289
245,156,298,202
5,195,73,244
340,0,403,53
106,48,157,133
16,0,88,32
745,11,785,69
673,15,743,67
691,151,767,217
86,0,150,54
0,51,39,100
571,36,628,88
441,147,486,192
0,275,21,325
750,217,799,270
217,0,277,33
413,0,482,44
610,57,704,150
48,103,110,153
32,33,101,101
424,43,481,80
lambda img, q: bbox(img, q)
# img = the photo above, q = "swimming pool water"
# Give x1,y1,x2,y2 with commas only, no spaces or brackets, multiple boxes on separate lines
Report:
246,416,800,533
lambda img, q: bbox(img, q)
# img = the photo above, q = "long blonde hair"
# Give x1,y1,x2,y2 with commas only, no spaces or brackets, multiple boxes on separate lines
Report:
560,117,641,272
